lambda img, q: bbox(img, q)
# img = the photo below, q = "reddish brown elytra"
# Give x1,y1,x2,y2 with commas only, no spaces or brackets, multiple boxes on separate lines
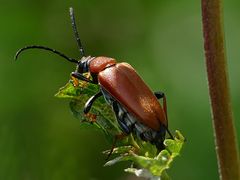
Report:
15,7,173,150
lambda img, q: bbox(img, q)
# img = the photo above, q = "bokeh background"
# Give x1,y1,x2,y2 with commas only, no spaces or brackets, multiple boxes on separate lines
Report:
1,0,240,179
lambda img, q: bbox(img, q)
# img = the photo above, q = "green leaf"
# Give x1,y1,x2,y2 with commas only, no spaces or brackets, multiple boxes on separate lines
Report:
55,78,121,142
104,130,185,178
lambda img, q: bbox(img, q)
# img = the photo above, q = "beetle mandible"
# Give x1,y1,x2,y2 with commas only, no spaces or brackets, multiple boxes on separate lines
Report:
15,7,173,150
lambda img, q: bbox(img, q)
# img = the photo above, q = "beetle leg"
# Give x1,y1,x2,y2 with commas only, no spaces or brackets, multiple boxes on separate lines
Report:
165,126,174,139
154,91,174,139
154,91,168,120
71,71,97,84
106,133,127,161
154,91,164,99
112,101,132,134
84,91,103,114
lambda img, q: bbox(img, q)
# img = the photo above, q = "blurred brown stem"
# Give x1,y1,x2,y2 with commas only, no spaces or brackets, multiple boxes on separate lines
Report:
201,0,240,179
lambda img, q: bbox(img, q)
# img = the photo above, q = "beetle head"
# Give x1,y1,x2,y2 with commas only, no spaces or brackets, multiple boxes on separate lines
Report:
76,56,95,73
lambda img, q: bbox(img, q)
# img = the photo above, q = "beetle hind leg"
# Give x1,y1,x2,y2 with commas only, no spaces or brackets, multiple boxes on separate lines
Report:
164,124,174,139
154,91,174,140
154,91,167,118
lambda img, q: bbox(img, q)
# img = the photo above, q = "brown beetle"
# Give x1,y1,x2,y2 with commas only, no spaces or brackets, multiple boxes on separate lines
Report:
15,7,173,150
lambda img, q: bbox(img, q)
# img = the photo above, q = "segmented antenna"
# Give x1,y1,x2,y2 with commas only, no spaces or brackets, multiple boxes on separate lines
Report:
69,7,85,57
15,45,78,63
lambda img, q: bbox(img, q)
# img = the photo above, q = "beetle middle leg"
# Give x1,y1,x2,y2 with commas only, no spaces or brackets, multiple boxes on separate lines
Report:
112,101,133,135
84,91,103,114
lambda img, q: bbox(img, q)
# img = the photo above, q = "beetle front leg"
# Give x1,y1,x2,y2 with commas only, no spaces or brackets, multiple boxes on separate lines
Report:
84,91,103,114
71,71,96,84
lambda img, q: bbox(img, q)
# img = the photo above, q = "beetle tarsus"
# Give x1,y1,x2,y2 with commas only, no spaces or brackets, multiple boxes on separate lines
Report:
84,91,103,114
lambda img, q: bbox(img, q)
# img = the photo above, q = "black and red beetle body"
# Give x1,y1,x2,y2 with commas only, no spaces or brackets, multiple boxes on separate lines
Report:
15,7,172,150
72,56,170,149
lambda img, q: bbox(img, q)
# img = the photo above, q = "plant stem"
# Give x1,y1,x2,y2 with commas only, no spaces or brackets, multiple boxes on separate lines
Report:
201,0,240,179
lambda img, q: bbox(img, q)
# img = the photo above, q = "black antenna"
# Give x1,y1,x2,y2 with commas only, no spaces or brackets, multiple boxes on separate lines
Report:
15,45,78,63
69,7,85,57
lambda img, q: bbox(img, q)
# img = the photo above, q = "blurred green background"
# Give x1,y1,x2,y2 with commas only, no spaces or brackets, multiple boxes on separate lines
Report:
1,0,239,179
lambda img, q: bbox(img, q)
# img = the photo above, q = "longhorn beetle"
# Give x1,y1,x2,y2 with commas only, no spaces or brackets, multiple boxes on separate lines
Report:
15,7,173,150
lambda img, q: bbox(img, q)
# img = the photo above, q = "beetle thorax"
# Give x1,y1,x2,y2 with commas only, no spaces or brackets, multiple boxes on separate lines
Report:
89,56,116,74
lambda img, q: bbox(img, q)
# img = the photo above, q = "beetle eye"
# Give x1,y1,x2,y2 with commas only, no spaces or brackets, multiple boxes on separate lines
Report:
76,63,83,73
77,60,88,73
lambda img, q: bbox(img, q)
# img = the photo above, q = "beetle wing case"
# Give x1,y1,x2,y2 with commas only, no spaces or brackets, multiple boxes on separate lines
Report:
98,63,167,131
